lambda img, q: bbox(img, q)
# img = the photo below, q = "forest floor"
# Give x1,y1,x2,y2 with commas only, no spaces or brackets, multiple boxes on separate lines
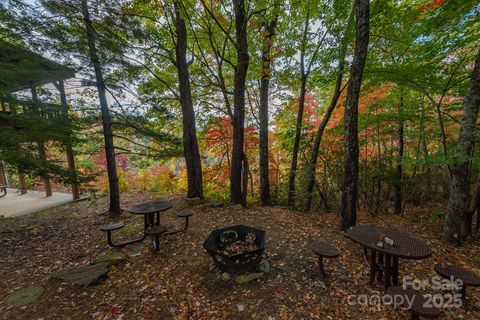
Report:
1,191,480,320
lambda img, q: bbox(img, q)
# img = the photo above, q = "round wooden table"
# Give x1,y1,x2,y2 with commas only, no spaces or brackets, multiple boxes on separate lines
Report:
129,200,173,231
347,225,432,291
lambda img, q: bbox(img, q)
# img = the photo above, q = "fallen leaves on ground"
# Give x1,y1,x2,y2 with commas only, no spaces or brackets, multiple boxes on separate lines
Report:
0,191,479,319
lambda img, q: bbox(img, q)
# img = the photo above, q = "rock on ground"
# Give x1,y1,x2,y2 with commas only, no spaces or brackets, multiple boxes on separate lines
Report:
258,259,271,273
94,252,129,266
221,272,231,281
4,286,44,307
185,197,203,206
51,262,109,287
208,201,225,208
234,272,264,284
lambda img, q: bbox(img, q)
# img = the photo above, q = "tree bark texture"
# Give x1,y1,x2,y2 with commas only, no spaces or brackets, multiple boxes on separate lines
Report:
443,48,480,243
230,0,249,205
339,0,370,231
173,1,204,199
81,0,121,214
259,18,277,206
394,92,404,214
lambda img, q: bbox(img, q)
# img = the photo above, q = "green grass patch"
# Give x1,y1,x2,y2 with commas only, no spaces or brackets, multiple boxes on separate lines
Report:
118,224,143,236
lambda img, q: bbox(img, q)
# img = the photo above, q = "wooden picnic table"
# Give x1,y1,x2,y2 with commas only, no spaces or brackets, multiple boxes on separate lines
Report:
347,225,432,291
128,200,173,231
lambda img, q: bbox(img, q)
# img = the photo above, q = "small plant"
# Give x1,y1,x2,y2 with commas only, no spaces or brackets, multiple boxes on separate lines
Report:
428,207,445,224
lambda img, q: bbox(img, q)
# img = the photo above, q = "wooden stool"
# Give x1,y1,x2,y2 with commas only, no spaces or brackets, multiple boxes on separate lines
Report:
310,242,340,278
435,263,480,301
386,286,441,320
100,222,124,247
145,226,168,252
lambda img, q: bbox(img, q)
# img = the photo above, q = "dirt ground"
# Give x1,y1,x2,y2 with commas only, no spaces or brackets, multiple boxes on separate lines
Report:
1,191,479,319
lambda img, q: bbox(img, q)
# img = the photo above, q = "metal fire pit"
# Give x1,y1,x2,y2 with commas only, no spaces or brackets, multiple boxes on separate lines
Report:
203,225,266,275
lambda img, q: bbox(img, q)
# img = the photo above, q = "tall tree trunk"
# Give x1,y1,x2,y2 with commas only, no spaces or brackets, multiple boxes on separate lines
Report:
17,170,27,194
339,0,370,231
54,80,80,200
422,134,432,199
304,12,352,212
288,9,310,208
259,18,277,206
394,92,404,214
465,174,480,234
31,86,52,197
443,48,480,243
230,0,249,205
288,79,306,207
81,0,120,214
173,1,203,199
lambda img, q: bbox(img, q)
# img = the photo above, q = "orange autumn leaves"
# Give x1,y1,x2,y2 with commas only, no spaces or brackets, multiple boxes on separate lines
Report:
201,86,397,195
203,117,282,198
291,85,393,161
417,0,444,13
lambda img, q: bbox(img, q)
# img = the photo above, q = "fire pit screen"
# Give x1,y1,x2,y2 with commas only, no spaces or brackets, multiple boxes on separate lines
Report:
203,225,266,275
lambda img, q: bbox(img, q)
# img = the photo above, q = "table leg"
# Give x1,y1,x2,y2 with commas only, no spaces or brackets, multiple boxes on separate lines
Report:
461,285,467,301
318,256,327,278
369,250,377,285
156,212,160,226
144,215,148,230
392,257,399,286
384,255,391,291
377,253,384,282
147,213,155,228
363,247,369,263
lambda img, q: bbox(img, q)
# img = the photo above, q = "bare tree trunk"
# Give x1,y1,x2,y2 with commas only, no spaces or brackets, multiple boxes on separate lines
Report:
339,0,370,231
304,11,352,212
230,0,249,205
443,48,480,243
173,1,203,199
81,0,121,214
259,17,277,206
394,92,404,214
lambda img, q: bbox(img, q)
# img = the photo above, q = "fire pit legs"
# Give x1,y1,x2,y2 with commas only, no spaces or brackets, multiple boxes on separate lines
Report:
318,256,327,278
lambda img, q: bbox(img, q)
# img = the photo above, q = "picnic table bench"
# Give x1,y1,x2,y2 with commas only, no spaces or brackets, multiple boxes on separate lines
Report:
100,201,193,252
145,225,168,252
386,286,442,320
99,221,145,248
310,242,340,278
166,210,193,235
435,263,480,302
